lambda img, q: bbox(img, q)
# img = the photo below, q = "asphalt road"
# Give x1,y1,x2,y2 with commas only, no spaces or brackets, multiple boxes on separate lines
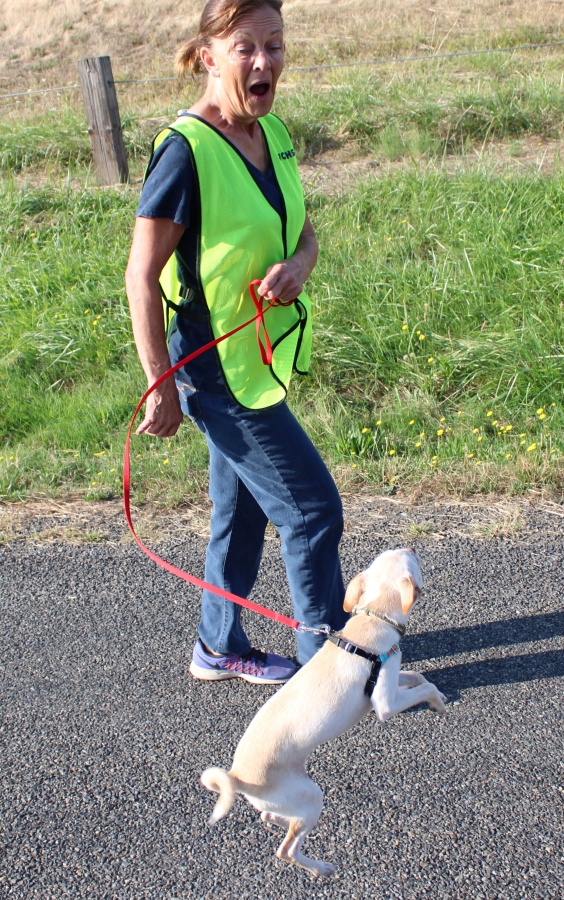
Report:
1,502,563,899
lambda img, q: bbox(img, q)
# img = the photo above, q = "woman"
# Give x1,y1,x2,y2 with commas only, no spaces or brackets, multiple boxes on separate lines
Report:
125,0,347,684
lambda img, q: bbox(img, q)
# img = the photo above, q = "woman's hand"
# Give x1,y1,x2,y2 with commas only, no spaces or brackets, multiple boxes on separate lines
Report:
135,379,184,438
258,215,318,301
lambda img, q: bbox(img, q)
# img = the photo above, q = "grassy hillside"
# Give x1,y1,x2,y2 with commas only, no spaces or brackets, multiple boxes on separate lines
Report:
2,4,564,503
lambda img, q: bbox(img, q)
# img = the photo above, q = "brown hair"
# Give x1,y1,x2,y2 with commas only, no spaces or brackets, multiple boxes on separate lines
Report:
175,0,283,77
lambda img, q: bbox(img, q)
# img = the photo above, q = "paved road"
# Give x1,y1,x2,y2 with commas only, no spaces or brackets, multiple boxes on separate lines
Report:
1,503,563,899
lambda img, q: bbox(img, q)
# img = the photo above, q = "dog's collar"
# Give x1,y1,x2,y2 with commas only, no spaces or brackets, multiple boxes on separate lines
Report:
326,632,400,697
351,606,407,637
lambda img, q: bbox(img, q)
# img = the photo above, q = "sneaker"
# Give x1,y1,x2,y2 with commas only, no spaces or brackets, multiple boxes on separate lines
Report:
189,639,298,684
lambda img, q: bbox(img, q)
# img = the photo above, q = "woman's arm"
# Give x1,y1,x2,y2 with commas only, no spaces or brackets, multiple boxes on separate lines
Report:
125,216,186,437
258,215,319,302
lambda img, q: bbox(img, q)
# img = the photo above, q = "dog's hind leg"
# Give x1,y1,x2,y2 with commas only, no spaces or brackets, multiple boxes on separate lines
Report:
275,784,335,878
261,811,290,829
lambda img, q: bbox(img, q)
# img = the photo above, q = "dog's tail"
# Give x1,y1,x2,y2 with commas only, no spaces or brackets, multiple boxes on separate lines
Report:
201,767,238,825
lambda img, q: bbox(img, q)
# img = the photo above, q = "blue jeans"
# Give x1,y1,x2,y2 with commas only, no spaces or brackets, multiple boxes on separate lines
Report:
169,309,347,664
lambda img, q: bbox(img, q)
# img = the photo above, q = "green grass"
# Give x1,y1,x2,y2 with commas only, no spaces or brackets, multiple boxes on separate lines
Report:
3,52,564,503
1,164,564,502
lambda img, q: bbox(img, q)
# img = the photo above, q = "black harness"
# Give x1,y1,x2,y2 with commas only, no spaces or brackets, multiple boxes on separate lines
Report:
326,632,401,697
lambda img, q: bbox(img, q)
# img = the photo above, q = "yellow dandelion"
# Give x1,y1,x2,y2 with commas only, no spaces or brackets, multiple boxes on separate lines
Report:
551,449,556,454
492,420,498,426
505,454,511,459
473,428,480,434
94,450,106,457
389,449,396,456
97,471,102,476
387,236,392,241
475,460,481,465
487,411,493,417
362,427,370,433
390,477,396,483
419,432,425,438
415,441,422,448
432,455,438,460
376,419,382,426
457,411,462,416
536,407,544,415
520,440,526,446
505,425,513,432
352,463,357,468
551,402,556,407
437,429,444,436
440,417,446,423
409,419,415,425
402,323,408,330
416,330,421,335
110,468,116,473
351,451,357,456
539,413,547,420
527,443,537,452
468,453,475,458
84,309,90,315
502,207,507,212
9,456,14,460
91,481,97,486
428,357,435,363
519,433,526,438
136,453,141,458
401,219,407,224
477,436,483,442
163,459,169,465
419,334,425,341
73,453,79,458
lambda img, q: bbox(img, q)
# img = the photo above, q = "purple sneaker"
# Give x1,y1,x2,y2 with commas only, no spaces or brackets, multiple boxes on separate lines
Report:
190,639,297,684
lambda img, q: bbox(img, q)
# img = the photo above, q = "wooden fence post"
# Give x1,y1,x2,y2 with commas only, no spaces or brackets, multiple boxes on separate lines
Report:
77,56,129,185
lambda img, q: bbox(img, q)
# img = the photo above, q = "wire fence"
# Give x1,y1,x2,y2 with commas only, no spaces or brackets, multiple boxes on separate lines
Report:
2,39,564,103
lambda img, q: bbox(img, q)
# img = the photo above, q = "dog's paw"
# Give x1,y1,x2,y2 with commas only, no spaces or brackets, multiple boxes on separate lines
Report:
309,860,336,879
427,686,447,714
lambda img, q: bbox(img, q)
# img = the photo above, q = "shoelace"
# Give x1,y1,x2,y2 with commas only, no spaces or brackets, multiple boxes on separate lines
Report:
224,647,268,676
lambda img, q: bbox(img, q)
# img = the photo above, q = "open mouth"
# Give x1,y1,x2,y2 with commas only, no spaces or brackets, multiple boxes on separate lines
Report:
249,82,270,97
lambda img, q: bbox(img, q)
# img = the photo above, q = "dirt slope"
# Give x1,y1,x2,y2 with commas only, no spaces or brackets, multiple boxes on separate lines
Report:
2,1,564,92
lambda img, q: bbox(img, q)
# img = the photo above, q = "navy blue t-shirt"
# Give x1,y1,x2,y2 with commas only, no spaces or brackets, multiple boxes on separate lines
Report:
137,121,285,295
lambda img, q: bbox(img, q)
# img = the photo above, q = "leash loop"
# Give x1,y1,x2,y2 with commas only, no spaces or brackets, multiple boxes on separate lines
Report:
124,282,305,633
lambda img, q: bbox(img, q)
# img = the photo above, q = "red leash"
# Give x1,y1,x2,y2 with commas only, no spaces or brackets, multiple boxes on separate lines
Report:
123,281,311,633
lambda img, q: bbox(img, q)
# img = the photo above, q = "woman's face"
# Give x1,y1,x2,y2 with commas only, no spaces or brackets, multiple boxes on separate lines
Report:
203,6,284,122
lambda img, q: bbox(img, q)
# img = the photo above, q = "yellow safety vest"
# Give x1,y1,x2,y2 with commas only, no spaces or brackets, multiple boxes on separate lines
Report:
153,113,312,410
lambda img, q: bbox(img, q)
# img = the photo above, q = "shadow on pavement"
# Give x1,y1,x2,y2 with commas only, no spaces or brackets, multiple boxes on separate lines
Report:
402,610,564,696
404,609,564,661
426,648,564,697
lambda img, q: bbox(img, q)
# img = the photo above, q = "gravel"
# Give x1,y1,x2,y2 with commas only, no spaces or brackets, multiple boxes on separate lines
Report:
1,501,563,899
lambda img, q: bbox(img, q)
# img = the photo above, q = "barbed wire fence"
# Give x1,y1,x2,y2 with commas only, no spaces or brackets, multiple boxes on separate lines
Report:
2,39,564,102
3,39,564,184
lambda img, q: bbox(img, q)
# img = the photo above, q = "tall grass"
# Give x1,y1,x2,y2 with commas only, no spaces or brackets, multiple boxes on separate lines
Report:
1,165,563,502
5,58,564,176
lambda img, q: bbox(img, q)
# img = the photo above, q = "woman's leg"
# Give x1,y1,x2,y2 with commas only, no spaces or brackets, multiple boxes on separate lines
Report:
198,441,268,655
195,393,347,665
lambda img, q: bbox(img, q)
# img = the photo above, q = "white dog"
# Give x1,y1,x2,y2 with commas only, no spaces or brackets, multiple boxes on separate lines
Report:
201,548,447,878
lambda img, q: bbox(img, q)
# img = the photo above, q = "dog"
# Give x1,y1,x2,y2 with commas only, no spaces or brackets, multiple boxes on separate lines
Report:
201,547,447,878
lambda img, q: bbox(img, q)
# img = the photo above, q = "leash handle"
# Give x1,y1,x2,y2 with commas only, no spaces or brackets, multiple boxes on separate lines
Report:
123,283,301,631
248,279,296,365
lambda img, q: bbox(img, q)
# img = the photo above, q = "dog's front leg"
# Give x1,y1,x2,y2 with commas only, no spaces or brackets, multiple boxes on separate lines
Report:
398,670,428,688
371,659,447,721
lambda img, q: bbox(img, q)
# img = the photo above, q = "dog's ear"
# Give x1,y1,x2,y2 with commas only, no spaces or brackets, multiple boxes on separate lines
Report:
398,575,418,614
343,572,366,612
